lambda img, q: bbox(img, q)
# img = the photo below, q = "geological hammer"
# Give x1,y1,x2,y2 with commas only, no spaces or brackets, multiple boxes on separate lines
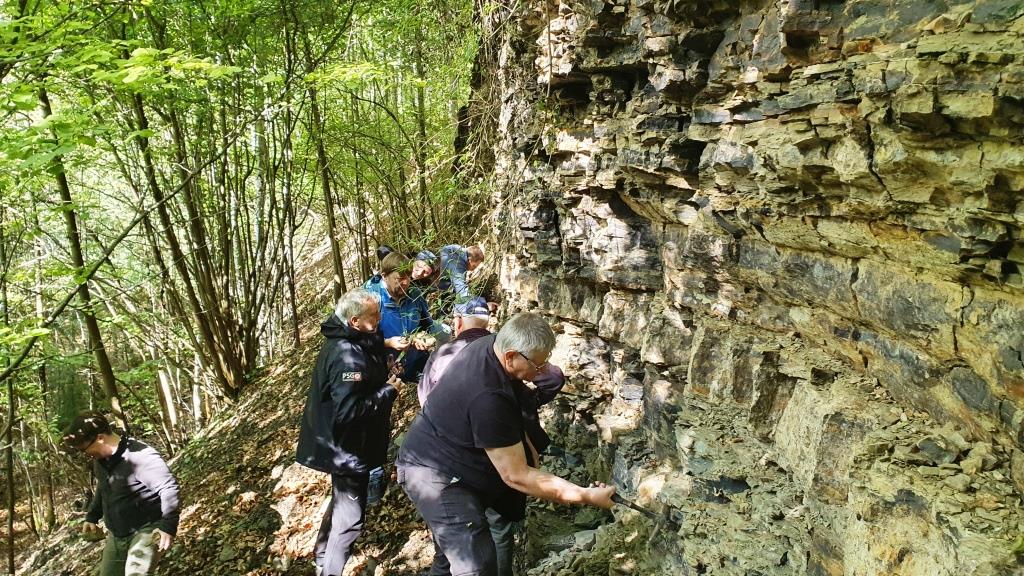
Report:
611,492,657,519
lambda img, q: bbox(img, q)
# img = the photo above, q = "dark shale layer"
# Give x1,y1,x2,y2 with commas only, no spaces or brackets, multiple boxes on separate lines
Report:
468,1,1024,574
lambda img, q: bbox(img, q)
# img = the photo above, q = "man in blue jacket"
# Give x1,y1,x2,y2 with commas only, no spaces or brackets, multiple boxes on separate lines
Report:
296,288,402,576
364,252,438,381
63,411,180,576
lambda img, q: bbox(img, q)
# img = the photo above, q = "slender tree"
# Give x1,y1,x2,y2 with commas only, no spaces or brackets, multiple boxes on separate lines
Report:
38,87,127,427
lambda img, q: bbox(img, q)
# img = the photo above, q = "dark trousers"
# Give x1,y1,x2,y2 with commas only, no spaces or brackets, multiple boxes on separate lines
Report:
428,509,515,576
398,465,497,576
486,508,517,576
422,508,517,576
314,472,368,576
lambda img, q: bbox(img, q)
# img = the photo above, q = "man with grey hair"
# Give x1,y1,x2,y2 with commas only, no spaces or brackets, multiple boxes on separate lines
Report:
398,312,615,576
417,302,569,576
296,288,402,576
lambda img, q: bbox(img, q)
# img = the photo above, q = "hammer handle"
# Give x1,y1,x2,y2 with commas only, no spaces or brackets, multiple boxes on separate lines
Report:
611,493,656,518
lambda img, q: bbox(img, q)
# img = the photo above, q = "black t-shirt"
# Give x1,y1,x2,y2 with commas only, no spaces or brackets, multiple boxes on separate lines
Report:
398,334,523,499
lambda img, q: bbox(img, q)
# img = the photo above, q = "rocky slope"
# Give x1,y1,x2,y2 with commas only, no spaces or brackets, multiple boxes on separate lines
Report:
16,245,437,576
469,0,1024,573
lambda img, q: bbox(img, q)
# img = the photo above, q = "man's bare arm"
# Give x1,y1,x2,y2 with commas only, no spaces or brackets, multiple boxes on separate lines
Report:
523,434,540,467
485,443,614,508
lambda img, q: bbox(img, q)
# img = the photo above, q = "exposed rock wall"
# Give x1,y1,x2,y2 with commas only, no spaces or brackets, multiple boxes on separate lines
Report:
471,0,1024,573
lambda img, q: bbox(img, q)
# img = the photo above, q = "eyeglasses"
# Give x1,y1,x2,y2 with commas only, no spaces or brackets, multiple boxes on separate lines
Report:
64,436,97,458
75,434,98,453
517,351,549,372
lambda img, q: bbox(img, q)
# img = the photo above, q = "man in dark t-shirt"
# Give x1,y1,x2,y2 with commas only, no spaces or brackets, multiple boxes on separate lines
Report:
417,297,567,576
397,312,615,576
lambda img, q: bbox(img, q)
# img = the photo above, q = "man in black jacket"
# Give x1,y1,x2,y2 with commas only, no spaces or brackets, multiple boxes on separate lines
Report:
296,288,402,576
63,411,180,576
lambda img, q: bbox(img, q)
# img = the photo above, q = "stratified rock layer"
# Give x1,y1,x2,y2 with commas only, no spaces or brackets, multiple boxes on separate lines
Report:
470,0,1024,573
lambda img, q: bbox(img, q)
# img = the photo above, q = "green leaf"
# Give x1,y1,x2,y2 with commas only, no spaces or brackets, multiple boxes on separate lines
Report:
1013,534,1024,555
10,90,38,111
122,65,150,84
0,326,51,348
129,47,160,61
207,64,241,79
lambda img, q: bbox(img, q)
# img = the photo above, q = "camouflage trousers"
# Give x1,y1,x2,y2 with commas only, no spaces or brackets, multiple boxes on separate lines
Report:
96,523,162,576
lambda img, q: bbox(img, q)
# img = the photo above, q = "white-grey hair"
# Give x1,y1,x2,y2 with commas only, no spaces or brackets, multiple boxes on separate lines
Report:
335,288,379,320
495,312,555,356
458,315,489,329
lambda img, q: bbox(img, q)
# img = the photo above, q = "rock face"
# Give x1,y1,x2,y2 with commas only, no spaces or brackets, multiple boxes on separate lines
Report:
469,1,1024,574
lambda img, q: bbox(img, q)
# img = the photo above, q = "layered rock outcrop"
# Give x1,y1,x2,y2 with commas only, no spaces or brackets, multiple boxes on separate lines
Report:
471,0,1024,573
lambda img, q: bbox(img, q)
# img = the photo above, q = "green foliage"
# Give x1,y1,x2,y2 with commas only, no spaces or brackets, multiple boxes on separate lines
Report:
0,0,486,547
51,362,95,430
90,46,242,91
307,62,392,88
118,360,159,387
0,324,50,351
1013,533,1024,556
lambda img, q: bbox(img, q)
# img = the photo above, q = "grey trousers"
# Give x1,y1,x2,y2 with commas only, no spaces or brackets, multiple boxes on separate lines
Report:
314,472,368,576
398,465,497,576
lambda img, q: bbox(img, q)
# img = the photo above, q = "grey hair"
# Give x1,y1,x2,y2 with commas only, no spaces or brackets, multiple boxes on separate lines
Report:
495,312,555,356
458,315,489,330
335,288,379,320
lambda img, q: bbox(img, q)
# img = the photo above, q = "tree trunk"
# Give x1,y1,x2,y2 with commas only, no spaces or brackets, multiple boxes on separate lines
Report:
413,21,439,235
349,93,372,281
4,382,14,576
38,363,55,531
309,87,346,301
16,454,38,540
2,206,16,574
191,353,205,429
155,344,179,448
39,88,127,428
34,243,55,530
281,106,302,347
128,94,242,400
292,8,347,301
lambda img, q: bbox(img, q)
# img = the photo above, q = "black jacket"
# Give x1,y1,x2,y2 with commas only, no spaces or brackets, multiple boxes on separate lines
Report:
296,313,397,476
86,437,180,538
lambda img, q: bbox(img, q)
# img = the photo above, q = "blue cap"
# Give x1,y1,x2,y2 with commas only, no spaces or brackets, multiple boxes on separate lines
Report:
454,296,490,318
